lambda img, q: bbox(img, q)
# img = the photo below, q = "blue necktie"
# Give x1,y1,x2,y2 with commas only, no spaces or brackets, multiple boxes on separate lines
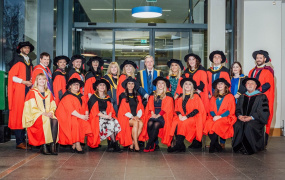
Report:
148,71,152,93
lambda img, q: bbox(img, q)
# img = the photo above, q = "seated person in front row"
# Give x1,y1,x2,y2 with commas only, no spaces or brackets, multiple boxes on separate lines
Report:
203,78,237,153
87,78,122,153
22,73,58,155
232,78,269,155
168,78,206,153
117,77,145,152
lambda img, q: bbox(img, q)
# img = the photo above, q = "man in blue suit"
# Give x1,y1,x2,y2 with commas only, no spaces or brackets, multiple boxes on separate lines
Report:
136,55,164,96
136,55,164,151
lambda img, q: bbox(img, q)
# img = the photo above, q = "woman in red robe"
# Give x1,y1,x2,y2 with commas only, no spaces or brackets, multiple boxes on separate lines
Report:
56,78,92,154
84,56,104,99
204,78,237,153
117,77,145,152
22,73,58,155
143,76,174,152
52,55,70,105
87,78,122,152
168,78,206,153
182,53,209,149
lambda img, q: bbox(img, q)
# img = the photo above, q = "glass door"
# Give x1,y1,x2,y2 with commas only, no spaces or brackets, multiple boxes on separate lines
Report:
154,30,190,76
114,30,150,70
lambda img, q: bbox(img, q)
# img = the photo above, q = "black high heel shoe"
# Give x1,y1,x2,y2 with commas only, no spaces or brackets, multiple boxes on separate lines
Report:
42,144,51,155
75,149,85,154
128,146,134,152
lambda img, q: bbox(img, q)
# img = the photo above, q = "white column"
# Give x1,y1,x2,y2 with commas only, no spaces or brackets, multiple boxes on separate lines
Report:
207,0,226,67
281,1,285,136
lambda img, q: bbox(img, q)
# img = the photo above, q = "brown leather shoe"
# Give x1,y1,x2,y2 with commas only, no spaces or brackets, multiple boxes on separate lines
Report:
16,143,31,150
220,143,225,149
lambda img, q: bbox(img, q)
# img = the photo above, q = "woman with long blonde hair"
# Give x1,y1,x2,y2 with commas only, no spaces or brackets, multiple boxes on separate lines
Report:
103,62,120,113
143,76,174,152
168,78,206,153
166,59,184,99
116,60,148,103
22,73,58,155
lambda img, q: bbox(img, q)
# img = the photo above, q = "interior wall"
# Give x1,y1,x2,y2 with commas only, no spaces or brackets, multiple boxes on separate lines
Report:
240,0,283,133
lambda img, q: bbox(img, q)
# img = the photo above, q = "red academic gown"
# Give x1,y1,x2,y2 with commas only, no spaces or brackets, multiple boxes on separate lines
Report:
84,71,101,99
204,94,237,139
117,94,145,146
142,92,174,146
170,94,206,143
87,94,118,148
22,88,57,146
32,64,52,84
207,66,231,96
52,69,67,105
248,66,275,134
56,91,92,145
8,55,33,129
116,74,129,103
182,66,210,114
68,68,85,94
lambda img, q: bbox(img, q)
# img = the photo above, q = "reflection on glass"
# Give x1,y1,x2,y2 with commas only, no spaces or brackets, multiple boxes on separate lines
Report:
79,29,113,72
192,0,207,24
2,0,38,70
154,31,189,76
191,30,207,68
225,31,232,68
115,31,150,70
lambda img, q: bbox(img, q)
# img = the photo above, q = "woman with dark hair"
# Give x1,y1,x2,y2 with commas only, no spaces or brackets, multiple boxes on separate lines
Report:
181,53,209,149
56,78,92,154
168,78,206,153
204,78,237,153
87,78,122,152
230,62,247,101
166,59,184,99
143,76,174,152
117,77,145,152
85,56,104,99
23,73,58,155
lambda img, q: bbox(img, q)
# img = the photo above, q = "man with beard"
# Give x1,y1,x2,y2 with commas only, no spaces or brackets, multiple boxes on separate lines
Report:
68,55,86,94
248,50,274,145
232,78,269,155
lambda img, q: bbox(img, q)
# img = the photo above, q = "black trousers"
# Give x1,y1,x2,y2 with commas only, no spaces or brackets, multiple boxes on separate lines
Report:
14,129,26,145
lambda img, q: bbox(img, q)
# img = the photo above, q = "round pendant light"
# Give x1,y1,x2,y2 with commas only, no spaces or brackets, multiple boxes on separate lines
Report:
132,6,162,18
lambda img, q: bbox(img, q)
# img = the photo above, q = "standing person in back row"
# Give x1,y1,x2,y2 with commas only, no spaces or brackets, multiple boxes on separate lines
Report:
207,50,231,98
32,52,53,94
248,50,274,145
8,41,34,149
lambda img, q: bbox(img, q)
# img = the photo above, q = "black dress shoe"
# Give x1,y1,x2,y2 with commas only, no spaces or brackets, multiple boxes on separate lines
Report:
209,145,215,153
50,143,58,155
75,149,85,154
154,144,160,151
215,143,223,152
113,141,123,153
42,144,51,155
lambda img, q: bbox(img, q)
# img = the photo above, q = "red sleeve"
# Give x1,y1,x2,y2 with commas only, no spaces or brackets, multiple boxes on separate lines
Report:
32,68,43,84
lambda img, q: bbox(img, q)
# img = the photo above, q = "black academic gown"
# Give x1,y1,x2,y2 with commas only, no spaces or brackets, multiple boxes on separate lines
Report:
232,93,269,154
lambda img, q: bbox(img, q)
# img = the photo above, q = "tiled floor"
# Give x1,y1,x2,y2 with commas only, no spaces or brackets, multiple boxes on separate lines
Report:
0,137,285,180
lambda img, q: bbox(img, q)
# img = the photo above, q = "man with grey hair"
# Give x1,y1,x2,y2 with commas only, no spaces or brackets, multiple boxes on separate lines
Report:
232,78,269,155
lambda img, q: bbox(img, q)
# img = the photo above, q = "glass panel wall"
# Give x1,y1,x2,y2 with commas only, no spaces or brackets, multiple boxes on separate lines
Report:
115,30,150,70
2,0,38,70
154,31,189,76
192,0,207,24
78,29,113,74
191,29,207,67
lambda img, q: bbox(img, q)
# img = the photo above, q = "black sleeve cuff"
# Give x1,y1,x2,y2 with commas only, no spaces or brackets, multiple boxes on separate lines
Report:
186,109,199,118
176,111,181,116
